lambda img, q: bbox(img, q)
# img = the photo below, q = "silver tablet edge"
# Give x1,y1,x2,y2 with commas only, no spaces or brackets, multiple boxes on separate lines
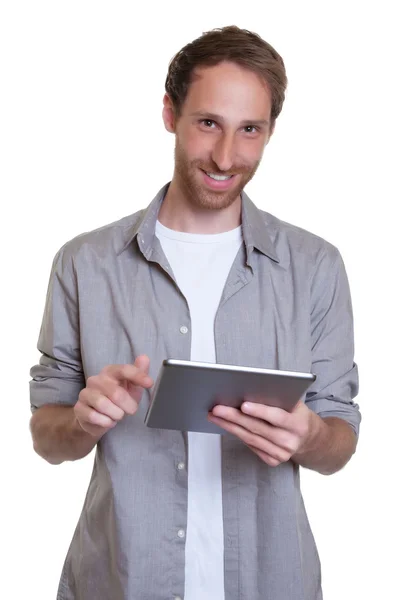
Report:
163,359,316,381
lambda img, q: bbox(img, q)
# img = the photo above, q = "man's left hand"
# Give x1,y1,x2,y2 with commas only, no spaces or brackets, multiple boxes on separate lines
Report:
208,400,322,467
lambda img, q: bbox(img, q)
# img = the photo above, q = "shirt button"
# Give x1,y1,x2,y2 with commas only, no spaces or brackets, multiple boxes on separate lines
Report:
179,325,188,334
177,462,185,471
177,529,185,538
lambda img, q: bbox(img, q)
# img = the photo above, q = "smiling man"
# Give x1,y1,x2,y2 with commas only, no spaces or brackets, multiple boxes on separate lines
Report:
29,26,360,600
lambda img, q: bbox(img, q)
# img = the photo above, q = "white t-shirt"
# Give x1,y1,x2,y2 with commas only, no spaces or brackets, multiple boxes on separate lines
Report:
155,220,243,600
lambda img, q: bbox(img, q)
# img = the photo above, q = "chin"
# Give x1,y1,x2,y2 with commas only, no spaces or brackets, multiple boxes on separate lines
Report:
189,175,245,211
194,192,239,211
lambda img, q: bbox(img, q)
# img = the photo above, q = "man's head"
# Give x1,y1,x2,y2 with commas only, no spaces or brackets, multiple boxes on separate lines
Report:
162,26,287,211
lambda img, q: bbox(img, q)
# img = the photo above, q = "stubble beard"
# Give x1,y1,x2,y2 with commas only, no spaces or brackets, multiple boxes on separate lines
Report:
174,138,260,211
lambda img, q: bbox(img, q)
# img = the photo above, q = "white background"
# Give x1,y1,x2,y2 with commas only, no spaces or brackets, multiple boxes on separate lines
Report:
1,1,400,598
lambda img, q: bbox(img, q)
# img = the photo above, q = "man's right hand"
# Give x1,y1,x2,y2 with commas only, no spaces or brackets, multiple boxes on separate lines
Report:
74,355,153,437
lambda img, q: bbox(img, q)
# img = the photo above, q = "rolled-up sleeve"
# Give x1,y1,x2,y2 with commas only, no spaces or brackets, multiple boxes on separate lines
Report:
305,244,361,436
29,246,85,412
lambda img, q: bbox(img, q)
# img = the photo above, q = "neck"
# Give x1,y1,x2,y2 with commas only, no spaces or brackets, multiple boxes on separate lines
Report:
158,177,242,234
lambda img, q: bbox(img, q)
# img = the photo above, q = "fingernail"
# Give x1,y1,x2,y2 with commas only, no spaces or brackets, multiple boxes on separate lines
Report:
242,402,251,412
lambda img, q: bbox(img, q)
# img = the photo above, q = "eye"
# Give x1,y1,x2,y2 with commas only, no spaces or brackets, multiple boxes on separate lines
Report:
243,125,258,134
200,119,216,129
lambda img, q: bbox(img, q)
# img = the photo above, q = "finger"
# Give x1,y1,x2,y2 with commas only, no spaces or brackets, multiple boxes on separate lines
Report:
246,444,282,467
134,354,150,375
241,401,294,429
212,405,299,453
102,363,153,389
85,386,127,420
87,377,138,416
75,397,117,429
212,405,282,441
211,405,243,421
242,400,309,447
77,419,112,438
208,415,292,463
86,367,148,415
124,355,153,402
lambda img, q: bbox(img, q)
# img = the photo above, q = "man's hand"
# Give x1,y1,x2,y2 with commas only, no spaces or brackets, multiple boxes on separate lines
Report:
74,355,153,438
208,399,322,467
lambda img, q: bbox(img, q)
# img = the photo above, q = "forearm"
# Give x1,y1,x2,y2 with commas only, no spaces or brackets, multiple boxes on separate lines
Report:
292,415,357,475
30,405,100,465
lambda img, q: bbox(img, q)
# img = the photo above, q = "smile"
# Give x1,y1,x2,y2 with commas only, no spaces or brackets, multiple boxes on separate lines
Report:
200,169,237,191
206,173,233,181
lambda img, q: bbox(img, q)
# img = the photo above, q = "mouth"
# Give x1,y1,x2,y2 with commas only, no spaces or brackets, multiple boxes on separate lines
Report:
200,169,237,191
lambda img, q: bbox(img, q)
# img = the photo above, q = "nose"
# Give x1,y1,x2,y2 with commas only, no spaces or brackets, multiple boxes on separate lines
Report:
211,133,236,172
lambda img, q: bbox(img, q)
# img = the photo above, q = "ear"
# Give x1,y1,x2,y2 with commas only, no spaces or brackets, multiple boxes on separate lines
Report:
162,94,176,133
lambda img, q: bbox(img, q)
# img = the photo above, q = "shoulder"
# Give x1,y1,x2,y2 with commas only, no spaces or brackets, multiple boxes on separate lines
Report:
260,208,341,269
52,209,145,269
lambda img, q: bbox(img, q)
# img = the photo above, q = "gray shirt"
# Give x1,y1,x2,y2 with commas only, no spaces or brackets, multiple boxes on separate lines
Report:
30,183,360,600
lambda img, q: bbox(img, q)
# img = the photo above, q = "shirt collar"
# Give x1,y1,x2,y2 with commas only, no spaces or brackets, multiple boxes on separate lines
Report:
241,189,279,263
119,183,279,264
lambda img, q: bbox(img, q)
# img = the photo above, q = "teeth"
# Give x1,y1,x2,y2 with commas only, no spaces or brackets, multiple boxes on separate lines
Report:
207,172,232,181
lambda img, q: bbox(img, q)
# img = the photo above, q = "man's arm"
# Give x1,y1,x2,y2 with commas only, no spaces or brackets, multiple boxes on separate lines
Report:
30,360,153,465
208,399,356,475
209,243,360,470
29,246,97,465
30,405,101,465
302,244,361,447
292,415,357,475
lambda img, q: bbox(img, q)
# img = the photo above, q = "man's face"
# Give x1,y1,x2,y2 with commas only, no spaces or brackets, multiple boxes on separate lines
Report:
164,61,273,211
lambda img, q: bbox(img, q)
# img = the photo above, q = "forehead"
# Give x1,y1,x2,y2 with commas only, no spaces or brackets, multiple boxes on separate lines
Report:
183,61,272,120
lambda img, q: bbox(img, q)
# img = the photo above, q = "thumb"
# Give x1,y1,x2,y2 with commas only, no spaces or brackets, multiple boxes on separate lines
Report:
134,354,150,375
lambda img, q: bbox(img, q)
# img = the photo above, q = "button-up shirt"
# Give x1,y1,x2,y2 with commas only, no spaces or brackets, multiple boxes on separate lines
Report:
30,183,361,600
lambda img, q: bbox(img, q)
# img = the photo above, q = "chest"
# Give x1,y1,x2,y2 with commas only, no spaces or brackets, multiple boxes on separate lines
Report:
76,244,312,382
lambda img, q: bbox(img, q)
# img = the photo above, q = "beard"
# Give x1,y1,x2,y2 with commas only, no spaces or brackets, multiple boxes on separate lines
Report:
174,138,260,211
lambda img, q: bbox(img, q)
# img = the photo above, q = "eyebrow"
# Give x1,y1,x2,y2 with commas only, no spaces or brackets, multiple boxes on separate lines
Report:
190,111,270,128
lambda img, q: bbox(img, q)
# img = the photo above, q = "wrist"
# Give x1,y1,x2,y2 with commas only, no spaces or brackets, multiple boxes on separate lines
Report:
296,411,328,458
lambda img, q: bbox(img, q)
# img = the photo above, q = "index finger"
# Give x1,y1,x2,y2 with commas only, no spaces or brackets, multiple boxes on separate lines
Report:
103,364,153,387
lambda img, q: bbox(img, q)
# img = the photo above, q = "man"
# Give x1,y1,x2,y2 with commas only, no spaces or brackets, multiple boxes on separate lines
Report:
29,25,360,600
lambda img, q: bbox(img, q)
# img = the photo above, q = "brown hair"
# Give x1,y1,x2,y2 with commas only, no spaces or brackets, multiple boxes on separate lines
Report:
165,25,288,128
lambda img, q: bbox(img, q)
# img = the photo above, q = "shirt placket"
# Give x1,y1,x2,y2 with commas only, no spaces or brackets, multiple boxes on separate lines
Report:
215,246,255,600
146,241,193,600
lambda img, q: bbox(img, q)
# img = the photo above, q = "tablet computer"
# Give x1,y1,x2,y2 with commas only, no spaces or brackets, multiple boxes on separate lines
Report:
144,359,316,434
